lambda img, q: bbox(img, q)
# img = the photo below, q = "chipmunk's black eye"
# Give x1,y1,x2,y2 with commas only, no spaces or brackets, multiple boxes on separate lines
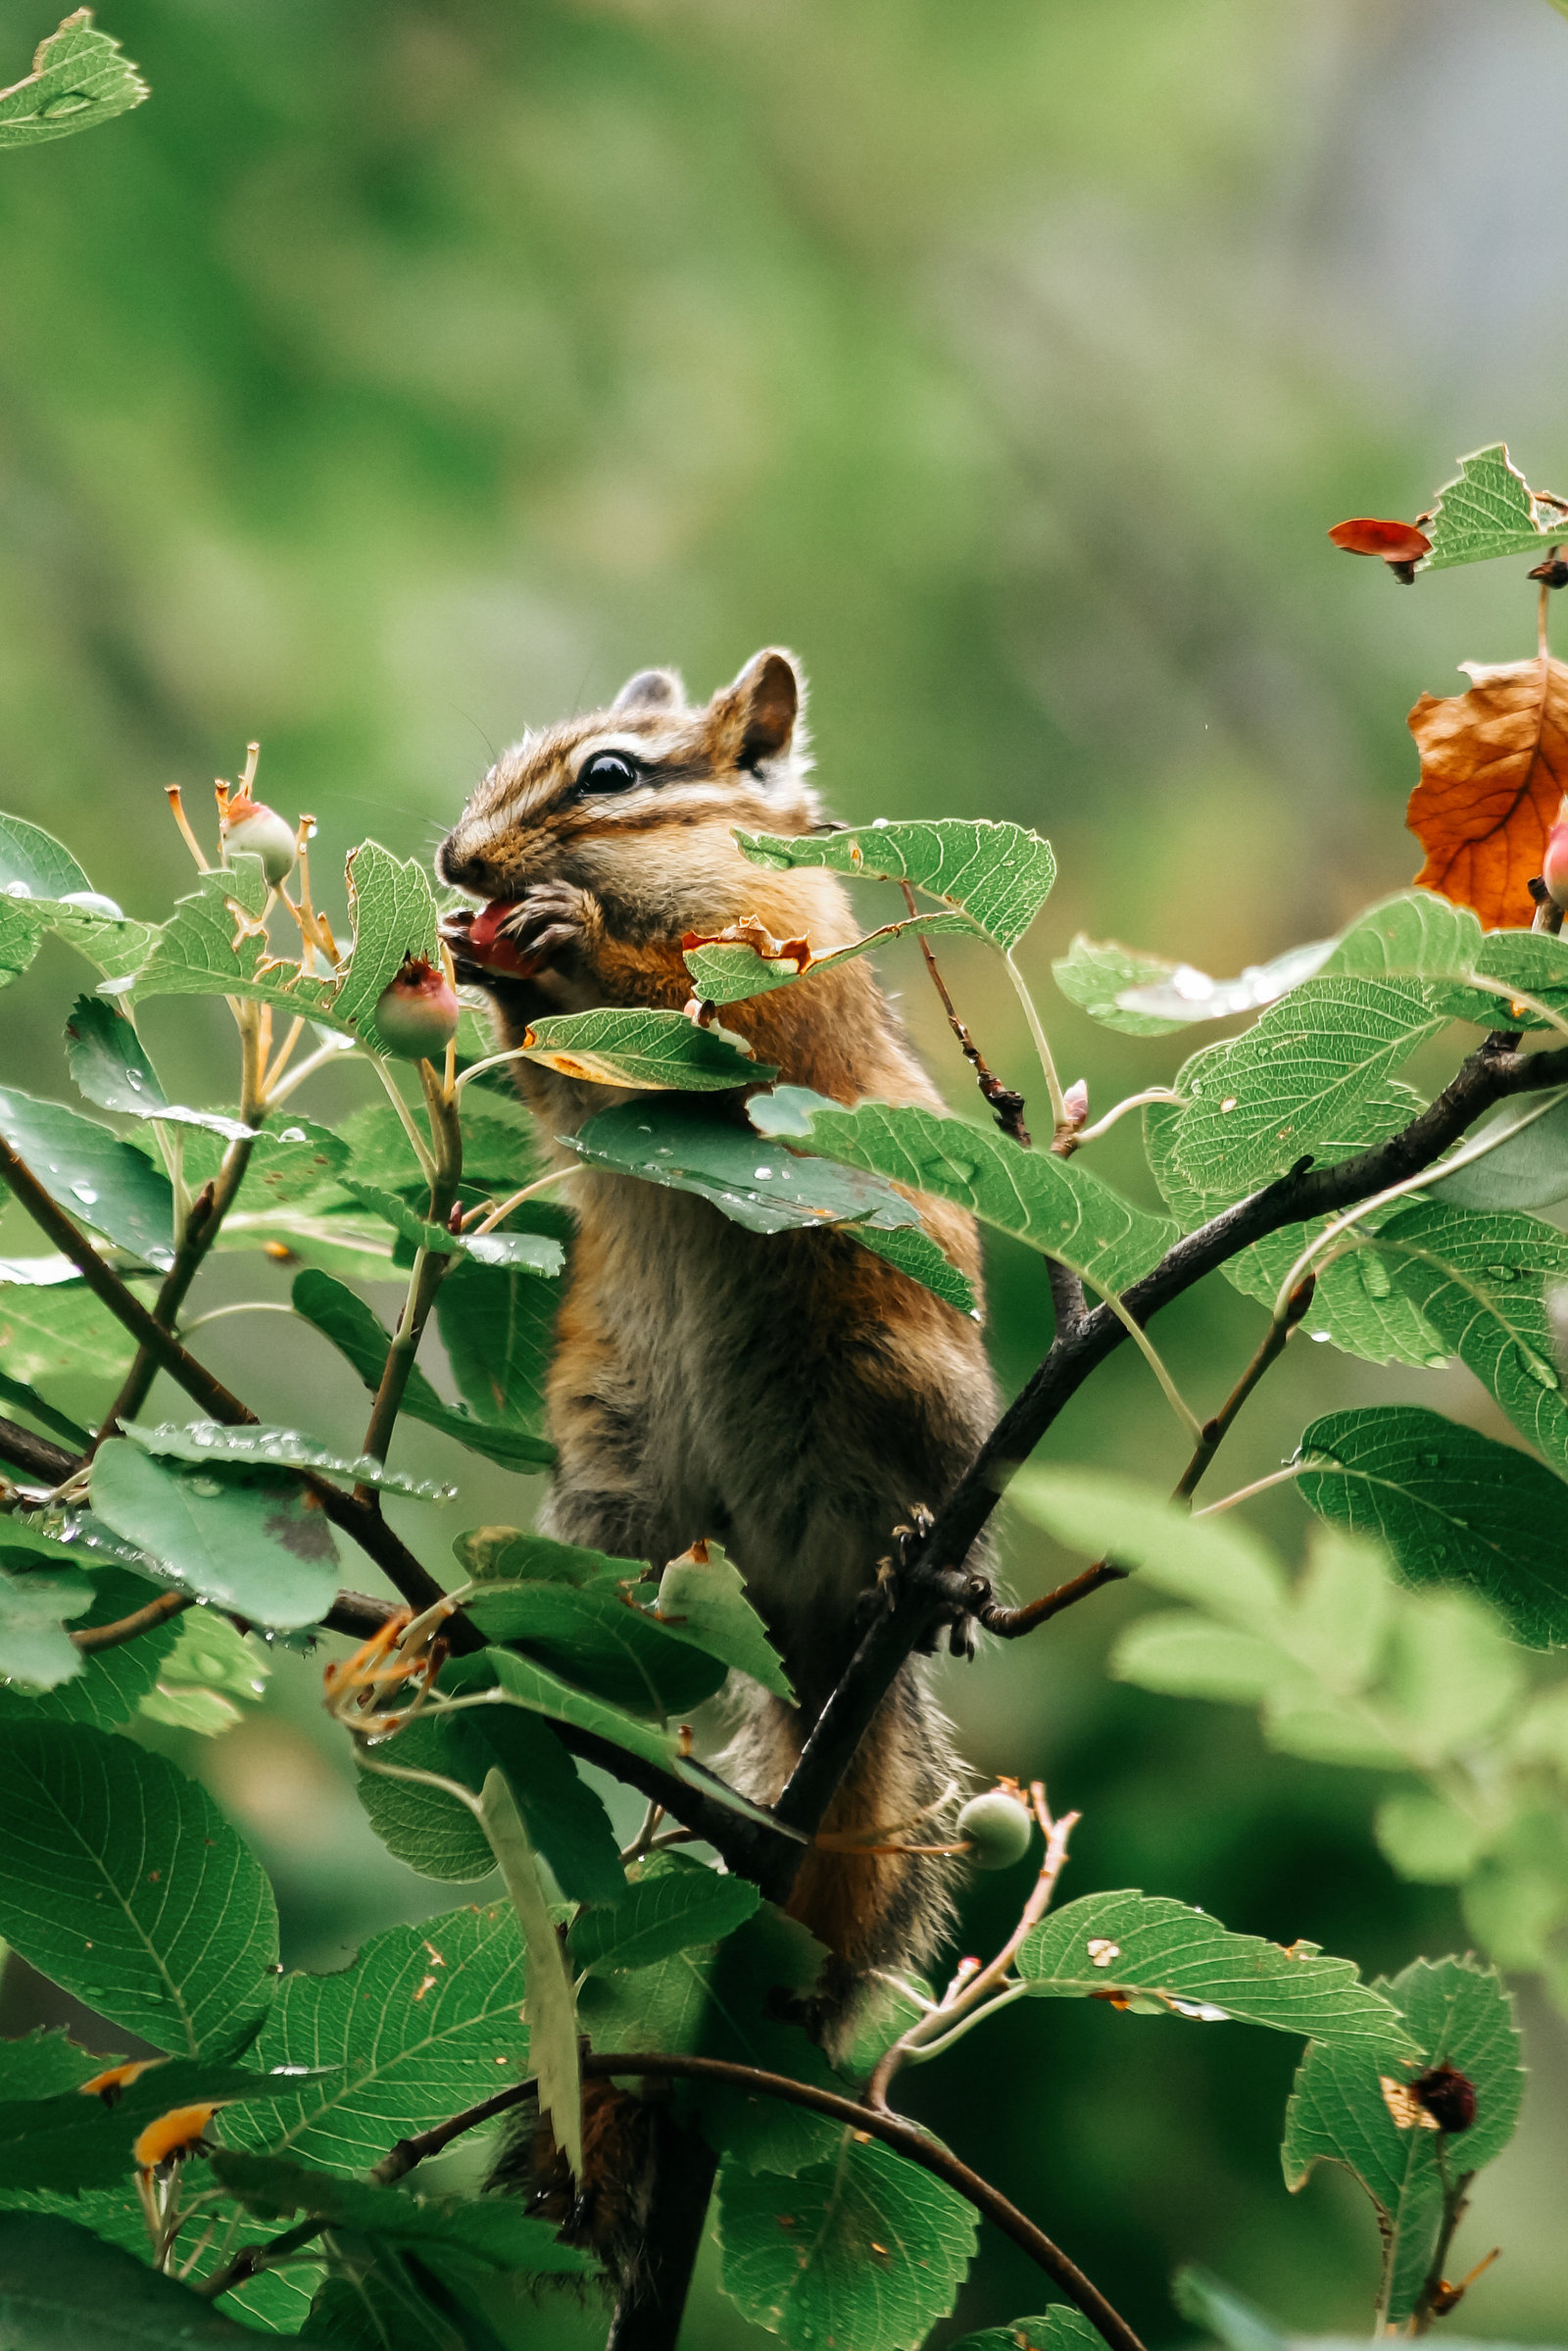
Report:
576,752,642,796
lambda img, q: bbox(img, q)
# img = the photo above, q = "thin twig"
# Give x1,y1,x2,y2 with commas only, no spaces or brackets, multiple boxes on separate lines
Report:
981,1559,1125,1640
898,882,1030,1144
74,1590,192,1652
1172,1272,1315,1503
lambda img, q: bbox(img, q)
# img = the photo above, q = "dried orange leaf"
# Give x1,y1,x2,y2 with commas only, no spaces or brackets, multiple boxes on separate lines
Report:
1329,517,1432,564
1406,657,1568,929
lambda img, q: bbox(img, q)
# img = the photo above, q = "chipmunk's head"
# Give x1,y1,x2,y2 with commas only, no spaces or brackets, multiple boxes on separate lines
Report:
436,650,818,927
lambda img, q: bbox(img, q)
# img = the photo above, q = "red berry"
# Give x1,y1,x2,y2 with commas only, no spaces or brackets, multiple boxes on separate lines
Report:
374,955,460,1060
458,899,546,979
222,796,298,886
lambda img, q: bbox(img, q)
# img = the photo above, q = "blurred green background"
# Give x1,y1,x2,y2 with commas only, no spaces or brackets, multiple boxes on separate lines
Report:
2,0,1567,2338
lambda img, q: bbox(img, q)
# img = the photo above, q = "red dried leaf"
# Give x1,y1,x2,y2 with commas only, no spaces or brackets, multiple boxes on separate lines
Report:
680,916,813,972
1406,656,1568,929
1329,516,1433,563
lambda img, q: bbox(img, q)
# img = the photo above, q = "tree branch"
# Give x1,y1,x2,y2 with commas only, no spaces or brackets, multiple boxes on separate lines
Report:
0,1415,77,1486
73,1589,192,1652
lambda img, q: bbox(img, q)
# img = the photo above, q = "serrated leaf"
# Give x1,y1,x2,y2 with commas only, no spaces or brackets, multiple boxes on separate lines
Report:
121,1418,456,1500
0,1087,175,1268
1432,1087,1568,1209
0,1277,134,1387
0,1562,92,1690
519,1006,772,1090
0,12,148,151
1282,1955,1523,2324
62,995,252,1141
221,1905,525,2175
854,1219,979,1314
1018,1889,1411,2050
717,2133,977,2351
465,1580,729,1718
332,843,443,1056
0,897,45,990
656,1541,794,1700
1164,978,1443,1196
948,2314,1102,2351
1116,938,1337,1027
290,1268,555,1472
1052,933,1192,1034
1296,1404,1568,1647
0,2060,331,2194
1317,889,1487,985
90,1439,340,1630
683,909,970,1005
452,1526,628,1588
210,2148,589,2272
302,2261,463,2351
0,811,92,899
0,1723,277,2056
434,1257,558,1436
753,1089,1172,1294
569,1857,759,1974
185,1113,350,1208
1007,1468,1286,1627
566,1095,920,1237
736,817,1054,952
355,1708,624,1905
0,1567,181,1729
0,2213,255,2346
1377,1200,1568,1474
128,860,345,1025
474,1767,582,2176
1420,442,1568,571
343,1180,564,1276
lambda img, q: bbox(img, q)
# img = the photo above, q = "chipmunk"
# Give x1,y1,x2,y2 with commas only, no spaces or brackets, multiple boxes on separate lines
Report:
437,649,997,2024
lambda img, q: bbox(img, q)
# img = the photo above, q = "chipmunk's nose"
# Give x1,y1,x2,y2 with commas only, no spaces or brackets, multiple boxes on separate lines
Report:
434,830,484,894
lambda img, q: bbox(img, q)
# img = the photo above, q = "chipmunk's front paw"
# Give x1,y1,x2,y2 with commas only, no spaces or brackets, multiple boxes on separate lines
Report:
501,880,602,971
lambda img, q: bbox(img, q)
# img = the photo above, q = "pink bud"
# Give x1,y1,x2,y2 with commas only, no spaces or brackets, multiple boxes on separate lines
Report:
222,796,297,886
1544,822,1568,910
374,955,460,1061
1060,1078,1090,1128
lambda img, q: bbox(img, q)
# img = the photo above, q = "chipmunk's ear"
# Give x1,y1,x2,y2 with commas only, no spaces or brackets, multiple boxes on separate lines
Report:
708,649,802,773
612,666,685,714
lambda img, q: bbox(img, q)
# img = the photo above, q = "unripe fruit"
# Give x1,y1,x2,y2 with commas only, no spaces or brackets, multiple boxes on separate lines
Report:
956,1788,1034,1872
374,954,460,1061
222,795,297,886
1544,820,1568,910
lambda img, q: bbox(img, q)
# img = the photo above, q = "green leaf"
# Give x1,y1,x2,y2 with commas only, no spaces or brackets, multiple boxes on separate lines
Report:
518,1006,773,1090
1283,1956,1523,2324
333,843,442,1055
0,1567,182,1729
465,1580,729,1718
290,1269,555,1472
301,2263,466,2351
1051,933,1192,1035
1007,1468,1286,1627
656,1541,795,1700
452,1526,628,1588
0,2029,106,2101
1420,442,1568,571
182,1113,351,1208
1295,1404,1568,1647
0,1087,175,1268
1377,1201,1568,1474
0,2213,255,2347
435,1257,557,1436
567,1096,921,1238
1170,2268,1285,2351
223,1904,526,2175
1431,1088,1568,1210
342,1179,564,1276
355,1707,625,1905
1373,1788,1484,1885
1113,938,1337,1028
440,1649,689,1792
139,1605,270,1739
684,909,970,1005
0,1364,91,1450
0,1277,137,1388
0,811,92,898
127,860,344,1025
0,1563,92,1690
1109,1613,1287,1704
210,2148,590,2273
1162,978,1444,1196
0,13,148,150
753,1089,1173,1295
0,897,45,991
90,1439,341,1630
0,2060,332,2193
1316,889,1486,985
717,2133,977,2351
568,1856,760,1974
122,1418,458,1500
471,1767,582,2175
62,996,250,1141
0,1722,277,2056
948,2315,1102,2351
736,817,1055,952
1018,1889,1412,2051
853,1219,978,1314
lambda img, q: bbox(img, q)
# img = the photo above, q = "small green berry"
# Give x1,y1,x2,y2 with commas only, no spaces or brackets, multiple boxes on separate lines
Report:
956,1788,1034,1872
374,954,460,1061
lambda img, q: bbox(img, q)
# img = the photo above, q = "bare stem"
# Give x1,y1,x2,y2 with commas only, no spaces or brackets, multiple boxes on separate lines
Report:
1172,1273,1315,1504
899,882,1031,1145
74,1590,192,1653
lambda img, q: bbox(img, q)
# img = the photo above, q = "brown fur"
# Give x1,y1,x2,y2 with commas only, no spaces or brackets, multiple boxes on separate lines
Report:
438,651,998,2024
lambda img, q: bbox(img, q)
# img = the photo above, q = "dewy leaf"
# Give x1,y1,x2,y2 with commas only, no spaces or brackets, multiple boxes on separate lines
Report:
1296,1405,1568,1648
0,1563,92,1690
0,1087,175,1269
342,1180,564,1277
63,994,254,1140
1407,656,1568,930
735,817,1055,952
1420,442,1568,572
474,1766,582,2177
568,1855,760,1974
0,810,91,898
90,1440,341,1630
1115,938,1337,1028
1432,1088,1568,1210
753,1089,1173,1295
1283,1955,1522,2326
1164,979,1444,1196
0,11,147,150
1051,933,1193,1035
567,1096,920,1238
519,1006,774,1091
218,1904,525,2177
1017,1889,1412,2052
121,1418,458,1501
683,909,970,1006
0,1722,277,2056
1377,1201,1568,1479
333,843,442,1056
717,2133,977,2351
355,1708,625,1904
0,1567,180,1730
1007,1468,1286,1628
291,1268,555,1472
435,1256,558,1435
0,2214,256,2346
656,1540,795,1700
0,897,45,991
128,860,343,1025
